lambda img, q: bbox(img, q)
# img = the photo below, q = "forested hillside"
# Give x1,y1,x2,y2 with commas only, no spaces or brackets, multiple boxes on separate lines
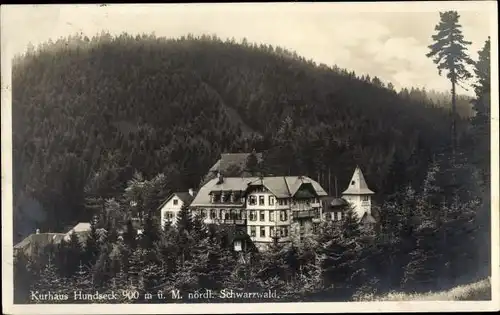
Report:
13,32,463,237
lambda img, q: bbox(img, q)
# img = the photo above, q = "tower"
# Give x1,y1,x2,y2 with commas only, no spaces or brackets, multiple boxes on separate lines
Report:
341,166,375,220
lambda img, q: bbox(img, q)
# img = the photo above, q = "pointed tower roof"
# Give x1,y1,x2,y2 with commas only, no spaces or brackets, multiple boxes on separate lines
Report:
342,166,375,195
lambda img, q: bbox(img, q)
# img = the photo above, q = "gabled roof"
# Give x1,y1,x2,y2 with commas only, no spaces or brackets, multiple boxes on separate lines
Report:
14,233,65,255
174,192,196,204
342,166,375,195
191,176,327,207
158,191,196,210
208,152,263,174
71,222,91,233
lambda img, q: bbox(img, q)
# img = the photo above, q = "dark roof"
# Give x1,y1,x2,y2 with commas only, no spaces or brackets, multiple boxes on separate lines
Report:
293,189,316,199
174,192,195,204
321,196,349,212
14,233,66,256
360,212,377,224
158,191,196,210
330,198,348,207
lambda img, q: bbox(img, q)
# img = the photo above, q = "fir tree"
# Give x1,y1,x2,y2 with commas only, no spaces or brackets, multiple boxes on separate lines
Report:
426,11,473,153
66,232,83,276
401,219,440,292
140,213,160,249
471,37,491,185
32,255,67,303
245,150,260,176
73,260,94,296
84,219,100,266
123,218,137,251
14,252,34,303
176,204,193,233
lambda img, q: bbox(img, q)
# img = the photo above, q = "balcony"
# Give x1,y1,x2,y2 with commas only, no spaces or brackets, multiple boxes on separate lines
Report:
205,218,247,225
290,204,313,211
292,209,320,220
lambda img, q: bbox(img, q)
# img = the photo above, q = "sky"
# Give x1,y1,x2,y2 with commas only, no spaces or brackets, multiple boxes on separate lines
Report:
1,2,496,96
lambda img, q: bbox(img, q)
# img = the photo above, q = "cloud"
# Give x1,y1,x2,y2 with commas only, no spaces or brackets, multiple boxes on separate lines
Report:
1,4,493,96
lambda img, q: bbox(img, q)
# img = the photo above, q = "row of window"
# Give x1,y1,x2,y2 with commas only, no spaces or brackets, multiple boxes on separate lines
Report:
247,195,320,206
210,193,245,204
324,212,343,221
164,212,176,220
248,210,288,222
345,196,370,202
186,209,291,222
247,195,275,206
249,225,289,238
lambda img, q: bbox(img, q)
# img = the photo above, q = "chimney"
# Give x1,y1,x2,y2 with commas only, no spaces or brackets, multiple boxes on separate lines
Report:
36,228,40,234
217,172,224,184
188,188,194,197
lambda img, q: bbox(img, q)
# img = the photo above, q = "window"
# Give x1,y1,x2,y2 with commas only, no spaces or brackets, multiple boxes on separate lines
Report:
248,195,257,206
269,211,275,222
214,193,221,203
270,226,275,237
260,226,266,237
312,223,318,233
259,195,265,205
281,226,288,237
225,211,230,220
250,226,256,237
210,209,216,219
280,210,288,221
259,210,265,221
269,196,275,206
222,192,231,203
351,181,355,185
173,199,178,205
333,212,337,221
249,210,257,221
362,196,369,201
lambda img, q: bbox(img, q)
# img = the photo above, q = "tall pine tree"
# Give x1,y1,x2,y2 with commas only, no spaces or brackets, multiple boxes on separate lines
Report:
426,11,473,154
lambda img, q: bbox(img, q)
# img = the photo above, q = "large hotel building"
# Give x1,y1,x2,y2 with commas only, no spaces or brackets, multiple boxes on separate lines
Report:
159,153,376,250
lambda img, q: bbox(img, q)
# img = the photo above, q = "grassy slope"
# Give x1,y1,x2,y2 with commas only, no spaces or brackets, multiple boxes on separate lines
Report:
356,278,492,301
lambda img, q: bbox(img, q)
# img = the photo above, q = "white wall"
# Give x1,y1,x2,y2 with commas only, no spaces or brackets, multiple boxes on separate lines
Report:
342,194,371,220
246,192,291,243
160,196,184,228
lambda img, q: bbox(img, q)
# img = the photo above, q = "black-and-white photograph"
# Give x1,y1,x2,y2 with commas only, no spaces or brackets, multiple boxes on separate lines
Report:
1,2,498,314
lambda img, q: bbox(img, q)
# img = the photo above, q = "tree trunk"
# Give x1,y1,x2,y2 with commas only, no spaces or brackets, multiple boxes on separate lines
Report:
451,79,457,157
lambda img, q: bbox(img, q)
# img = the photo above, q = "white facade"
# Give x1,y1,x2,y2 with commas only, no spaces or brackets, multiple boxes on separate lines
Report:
341,166,374,220
245,189,292,246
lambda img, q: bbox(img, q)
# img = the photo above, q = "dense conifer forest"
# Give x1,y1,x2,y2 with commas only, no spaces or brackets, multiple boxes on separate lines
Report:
12,32,491,302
